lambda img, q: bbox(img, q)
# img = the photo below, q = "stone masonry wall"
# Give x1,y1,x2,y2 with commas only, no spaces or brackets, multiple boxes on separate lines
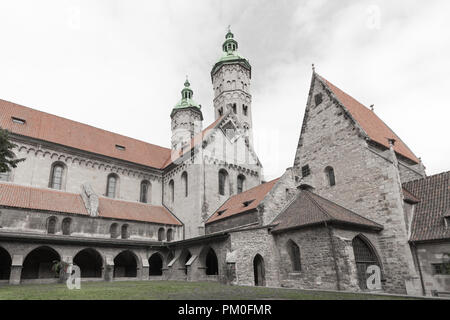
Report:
229,227,280,287
292,75,419,294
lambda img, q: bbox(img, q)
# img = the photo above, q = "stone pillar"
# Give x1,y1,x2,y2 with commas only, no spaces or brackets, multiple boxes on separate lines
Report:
141,258,149,281
9,255,23,285
185,255,197,282
104,256,114,282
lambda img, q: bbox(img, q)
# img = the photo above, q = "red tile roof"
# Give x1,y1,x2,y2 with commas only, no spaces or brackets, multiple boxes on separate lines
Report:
403,171,450,242
317,75,420,164
271,190,383,232
206,178,279,224
0,182,181,225
0,99,172,169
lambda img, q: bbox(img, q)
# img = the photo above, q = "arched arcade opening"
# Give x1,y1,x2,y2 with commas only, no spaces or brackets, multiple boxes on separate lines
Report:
21,246,60,280
0,247,11,280
73,248,103,278
148,253,163,276
114,250,138,278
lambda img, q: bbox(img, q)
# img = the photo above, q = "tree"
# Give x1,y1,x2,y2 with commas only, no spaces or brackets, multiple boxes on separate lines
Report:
0,127,25,173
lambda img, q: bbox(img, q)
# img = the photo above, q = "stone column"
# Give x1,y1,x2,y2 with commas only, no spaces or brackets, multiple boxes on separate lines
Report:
104,256,114,282
9,255,23,285
141,258,149,281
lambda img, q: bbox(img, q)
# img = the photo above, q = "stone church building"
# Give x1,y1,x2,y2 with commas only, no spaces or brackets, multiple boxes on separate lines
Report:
0,29,448,296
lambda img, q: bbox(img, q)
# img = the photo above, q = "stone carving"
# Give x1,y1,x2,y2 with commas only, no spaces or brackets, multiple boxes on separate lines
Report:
81,183,99,217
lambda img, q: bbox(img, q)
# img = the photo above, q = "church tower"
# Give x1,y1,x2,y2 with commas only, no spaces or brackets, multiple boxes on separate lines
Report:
211,27,253,143
170,78,203,151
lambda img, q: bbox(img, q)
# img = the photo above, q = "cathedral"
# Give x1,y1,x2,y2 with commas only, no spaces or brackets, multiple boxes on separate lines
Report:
0,29,448,297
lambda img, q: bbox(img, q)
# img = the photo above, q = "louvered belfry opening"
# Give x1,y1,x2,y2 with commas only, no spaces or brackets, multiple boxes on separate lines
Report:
352,236,380,290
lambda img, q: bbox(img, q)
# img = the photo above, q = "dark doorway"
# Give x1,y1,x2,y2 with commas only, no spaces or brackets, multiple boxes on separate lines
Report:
21,246,60,280
253,254,265,286
206,248,219,275
184,252,192,275
352,236,380,290
148,253,163,276
73,248,103,278
0,247,11,280
114,251,137,278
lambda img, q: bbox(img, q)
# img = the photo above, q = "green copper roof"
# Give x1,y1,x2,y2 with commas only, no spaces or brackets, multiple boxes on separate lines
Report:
172,78,201,115
211,27,251,77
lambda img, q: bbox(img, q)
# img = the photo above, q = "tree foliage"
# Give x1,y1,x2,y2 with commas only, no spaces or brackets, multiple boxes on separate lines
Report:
0,127,25,173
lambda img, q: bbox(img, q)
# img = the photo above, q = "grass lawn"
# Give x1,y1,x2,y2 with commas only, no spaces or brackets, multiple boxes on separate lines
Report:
0,281,419,300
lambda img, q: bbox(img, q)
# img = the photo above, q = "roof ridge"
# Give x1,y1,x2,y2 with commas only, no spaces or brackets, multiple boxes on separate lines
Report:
404,171,450,186
306,191,383,228
303,190,334,222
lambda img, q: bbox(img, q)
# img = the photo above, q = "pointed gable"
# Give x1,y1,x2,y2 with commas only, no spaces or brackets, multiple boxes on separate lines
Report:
316,74,420,164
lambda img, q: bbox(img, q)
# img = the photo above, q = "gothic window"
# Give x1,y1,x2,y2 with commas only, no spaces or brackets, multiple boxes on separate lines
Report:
169,179,175,203
140,180,151,203
301,165,310,178
325,166,336,187
218,169,229,196
287,240,301,272
106,173,118,198
237,174,246,194
181,172,188,197
121,224,129,239
166,228,173,242
243,105,248,116
314,93,323,106
232,103,237,114
352,236,381,290
47,216,57,234
110,223,119,238
218,107,223,117
62,218,72,235
49,162,65,190
158,227,165,241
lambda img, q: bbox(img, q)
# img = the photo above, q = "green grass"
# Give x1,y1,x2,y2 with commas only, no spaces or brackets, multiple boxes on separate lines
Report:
0,281,419,300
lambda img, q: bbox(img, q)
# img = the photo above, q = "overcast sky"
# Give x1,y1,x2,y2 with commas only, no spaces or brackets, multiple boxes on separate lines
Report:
0,0,448,180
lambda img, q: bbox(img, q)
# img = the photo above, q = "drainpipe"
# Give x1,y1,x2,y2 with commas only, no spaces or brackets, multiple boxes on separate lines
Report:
326,223,341,291
411,242,426,296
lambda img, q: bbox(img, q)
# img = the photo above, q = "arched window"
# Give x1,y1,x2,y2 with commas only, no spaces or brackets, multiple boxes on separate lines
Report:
140,180,151,203
237,174,246,194
47,216,57,234
218,107,223,116
243,105,248,116
49,162,65,190
110,223,119,238
166,228,173,242
325,166,336,187
158,227,165,241
287,240,301,272
106,173,118,198
218,169,229,196
61,218,72,235
121,224,129,239
181,172,188,197
169,179,175,203
352,236,381,290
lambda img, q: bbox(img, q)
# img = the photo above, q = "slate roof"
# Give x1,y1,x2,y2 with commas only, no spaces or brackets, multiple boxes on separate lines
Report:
206,178,279,224
0,182,181,225
403,171,450,242
271,190,383,233
0,99,172,169
316,74,420,164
